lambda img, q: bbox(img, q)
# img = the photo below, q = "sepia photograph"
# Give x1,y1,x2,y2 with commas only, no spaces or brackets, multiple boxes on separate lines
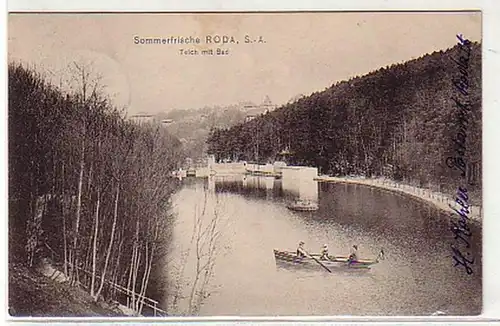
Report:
7,11,482,317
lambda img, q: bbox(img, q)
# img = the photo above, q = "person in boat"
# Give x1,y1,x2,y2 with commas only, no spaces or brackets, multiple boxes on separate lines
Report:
296,241,307,258
320,244,330,260
348,245,358,263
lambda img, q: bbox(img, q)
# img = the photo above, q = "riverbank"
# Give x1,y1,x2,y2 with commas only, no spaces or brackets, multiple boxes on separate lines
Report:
314,176,482,223
8,262,126,317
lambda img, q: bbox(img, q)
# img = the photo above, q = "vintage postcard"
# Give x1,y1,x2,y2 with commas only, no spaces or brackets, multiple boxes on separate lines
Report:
7,12,482,318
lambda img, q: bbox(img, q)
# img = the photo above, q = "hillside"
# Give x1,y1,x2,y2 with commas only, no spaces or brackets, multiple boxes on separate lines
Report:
9,263,124,317
8,63,181,318
207,41,482,203
153,97,278,162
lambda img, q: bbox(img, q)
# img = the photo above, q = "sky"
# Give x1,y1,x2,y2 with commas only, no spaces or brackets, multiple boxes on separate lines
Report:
8,12,481,115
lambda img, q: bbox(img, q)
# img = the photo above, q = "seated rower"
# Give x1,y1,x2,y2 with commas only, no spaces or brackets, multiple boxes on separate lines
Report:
320,244,330,260
348,245,358,263
296,241,307,258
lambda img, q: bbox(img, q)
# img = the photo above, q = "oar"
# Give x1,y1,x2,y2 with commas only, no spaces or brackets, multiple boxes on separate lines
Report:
303,249,332,273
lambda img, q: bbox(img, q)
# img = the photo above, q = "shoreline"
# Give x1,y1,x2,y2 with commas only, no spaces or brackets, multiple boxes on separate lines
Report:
314,176,482,224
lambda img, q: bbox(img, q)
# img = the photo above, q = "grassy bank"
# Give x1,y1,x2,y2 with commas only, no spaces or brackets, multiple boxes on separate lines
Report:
8,263,124,317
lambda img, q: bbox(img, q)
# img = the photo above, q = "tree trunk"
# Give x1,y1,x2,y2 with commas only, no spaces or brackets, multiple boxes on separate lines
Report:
139,217,159,316
137,241,151,314
95,184,119,301
126,243,137,308
138,243,155,315
71,140,85,285
61,163,68,276
110,230,124,300
87,164,93,194
131,246,142,313
127,215,140,309
129,214,142,310
25,195,47,267
90,189,100,297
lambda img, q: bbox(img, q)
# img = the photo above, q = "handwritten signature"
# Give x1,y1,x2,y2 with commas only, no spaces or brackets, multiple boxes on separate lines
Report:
446,34,472,177
447,34,475,275
449,187,474,274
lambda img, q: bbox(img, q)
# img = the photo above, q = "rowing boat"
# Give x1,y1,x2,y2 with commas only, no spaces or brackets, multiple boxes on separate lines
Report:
273,249,384,270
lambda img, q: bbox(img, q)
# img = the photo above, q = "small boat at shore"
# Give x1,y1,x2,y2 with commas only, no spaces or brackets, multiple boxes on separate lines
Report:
286,199,319,211
273,249,385,270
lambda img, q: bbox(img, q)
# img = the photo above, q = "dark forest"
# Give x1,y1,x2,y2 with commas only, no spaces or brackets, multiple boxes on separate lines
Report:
207,42,482,204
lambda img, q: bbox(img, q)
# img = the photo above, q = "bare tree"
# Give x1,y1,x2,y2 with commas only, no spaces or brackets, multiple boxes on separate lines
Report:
168,186,226,316
9,62,183,316
187,194,223,314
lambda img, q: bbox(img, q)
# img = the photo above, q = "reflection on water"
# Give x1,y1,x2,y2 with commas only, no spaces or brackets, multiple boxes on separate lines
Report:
281,168,319,203
159,175,482,316
214,175,285,201
214,174,319,204
275,260,374,276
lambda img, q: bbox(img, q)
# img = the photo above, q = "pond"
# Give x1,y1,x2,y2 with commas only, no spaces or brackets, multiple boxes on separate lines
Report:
154,175,482,316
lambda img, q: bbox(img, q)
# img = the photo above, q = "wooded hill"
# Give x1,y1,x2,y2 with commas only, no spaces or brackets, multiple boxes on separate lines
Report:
9,63,183,315
207,42,482,203
155,105,247,162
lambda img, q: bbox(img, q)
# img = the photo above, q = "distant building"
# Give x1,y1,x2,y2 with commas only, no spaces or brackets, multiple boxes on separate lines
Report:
129,113,154,124
261,95,275,110
241,95,277,122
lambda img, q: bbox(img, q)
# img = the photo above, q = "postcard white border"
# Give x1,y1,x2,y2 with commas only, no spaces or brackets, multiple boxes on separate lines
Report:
3,0,500,325
2,0,486,12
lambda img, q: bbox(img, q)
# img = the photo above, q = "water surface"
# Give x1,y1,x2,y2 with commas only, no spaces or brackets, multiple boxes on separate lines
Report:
157,175,482,316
